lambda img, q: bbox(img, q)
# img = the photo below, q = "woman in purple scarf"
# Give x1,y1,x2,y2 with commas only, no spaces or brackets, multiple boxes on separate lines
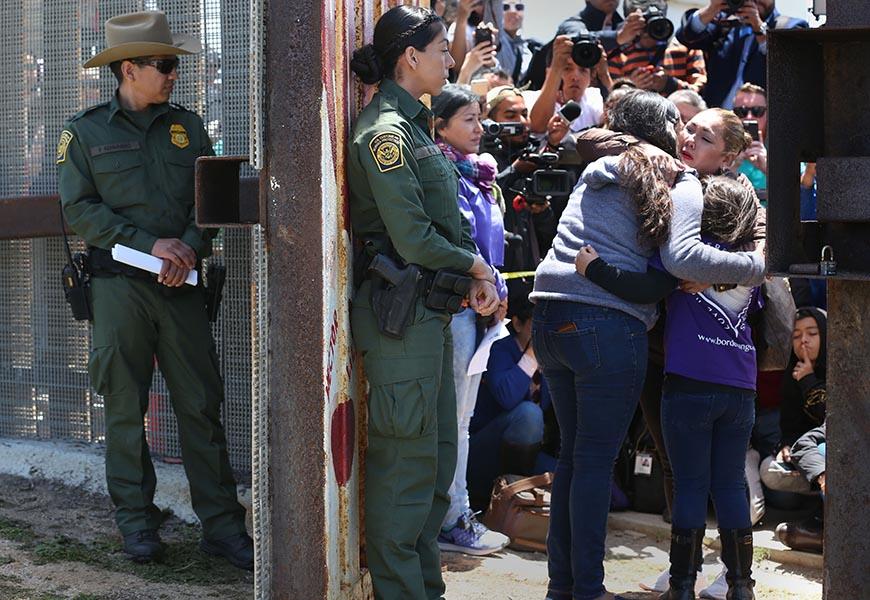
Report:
431,84,510,556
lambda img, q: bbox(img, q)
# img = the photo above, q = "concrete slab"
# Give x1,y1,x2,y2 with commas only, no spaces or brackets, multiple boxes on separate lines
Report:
608,511,823,571
0,438,252,528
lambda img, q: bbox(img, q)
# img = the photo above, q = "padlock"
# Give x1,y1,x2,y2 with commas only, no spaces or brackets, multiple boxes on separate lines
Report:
819,245,837,276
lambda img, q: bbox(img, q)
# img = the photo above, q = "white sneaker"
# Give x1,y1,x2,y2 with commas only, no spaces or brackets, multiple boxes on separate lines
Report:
437,510,509,556
699,566,728,600
639,566,670,592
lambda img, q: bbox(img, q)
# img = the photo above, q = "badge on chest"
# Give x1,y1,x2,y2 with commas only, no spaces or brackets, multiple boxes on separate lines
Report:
170,123,190,149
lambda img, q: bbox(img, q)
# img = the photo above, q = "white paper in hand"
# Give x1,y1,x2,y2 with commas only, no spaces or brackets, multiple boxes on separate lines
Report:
111,244,198,286
467,320,511,376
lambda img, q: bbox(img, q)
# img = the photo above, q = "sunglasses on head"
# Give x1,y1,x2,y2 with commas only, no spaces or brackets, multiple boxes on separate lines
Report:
132,57,179,75
733,105,766,118
504,3,525,11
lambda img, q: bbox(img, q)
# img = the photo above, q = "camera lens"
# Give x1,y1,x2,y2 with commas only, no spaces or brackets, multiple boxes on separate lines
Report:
571,39,601,68
645,15,674,41
481,119,502,136
726,0,744,11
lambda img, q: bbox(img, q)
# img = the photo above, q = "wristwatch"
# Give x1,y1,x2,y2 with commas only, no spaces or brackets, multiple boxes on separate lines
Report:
753,22,768,37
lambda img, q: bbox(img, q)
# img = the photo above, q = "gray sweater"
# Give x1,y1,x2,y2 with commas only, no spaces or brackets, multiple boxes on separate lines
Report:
531,156,766,329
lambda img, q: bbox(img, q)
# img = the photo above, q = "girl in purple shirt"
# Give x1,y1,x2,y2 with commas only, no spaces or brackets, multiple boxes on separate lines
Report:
577,175,761,600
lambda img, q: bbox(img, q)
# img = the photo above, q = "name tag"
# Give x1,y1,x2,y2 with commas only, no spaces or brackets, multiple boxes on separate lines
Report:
634,452,654,476
414,145,442,160
90,141,141,157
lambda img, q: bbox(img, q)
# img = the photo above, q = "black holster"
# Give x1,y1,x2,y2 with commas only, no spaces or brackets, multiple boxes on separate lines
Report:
204,263,226,322
369,254,422,339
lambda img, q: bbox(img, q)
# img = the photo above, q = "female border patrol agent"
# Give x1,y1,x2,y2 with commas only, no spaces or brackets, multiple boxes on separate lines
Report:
348,6,500,599
56,11,251,569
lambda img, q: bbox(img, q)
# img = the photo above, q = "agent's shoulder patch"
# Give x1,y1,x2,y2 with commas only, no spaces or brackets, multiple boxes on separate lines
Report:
369,131,404,173
56,130,74,164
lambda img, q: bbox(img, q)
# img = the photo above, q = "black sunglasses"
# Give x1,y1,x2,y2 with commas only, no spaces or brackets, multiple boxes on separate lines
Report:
504,3,525,11
733,105,766,118
132,57,180,75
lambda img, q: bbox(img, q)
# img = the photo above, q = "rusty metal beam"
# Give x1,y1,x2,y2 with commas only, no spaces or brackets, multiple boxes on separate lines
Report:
0,195,68,240
194,156,263,228
824,280,870,599
262,0,328,596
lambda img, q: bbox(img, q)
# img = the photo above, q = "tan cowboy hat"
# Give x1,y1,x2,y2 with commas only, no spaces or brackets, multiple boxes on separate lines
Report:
84,11,201,68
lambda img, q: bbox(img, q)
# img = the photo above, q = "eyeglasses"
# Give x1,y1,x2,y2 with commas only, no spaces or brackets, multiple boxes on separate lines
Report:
733,105,767,118
132,57,179,75
503,3,525,11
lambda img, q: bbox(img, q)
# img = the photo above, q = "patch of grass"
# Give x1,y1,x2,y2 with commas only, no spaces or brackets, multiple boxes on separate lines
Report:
754,546,771,562
32,526,251,586
0,517,34,544
72,594,112,600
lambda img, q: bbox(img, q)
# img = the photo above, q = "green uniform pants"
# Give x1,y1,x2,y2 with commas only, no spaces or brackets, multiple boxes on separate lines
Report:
88,275,246,539
352,281,458,600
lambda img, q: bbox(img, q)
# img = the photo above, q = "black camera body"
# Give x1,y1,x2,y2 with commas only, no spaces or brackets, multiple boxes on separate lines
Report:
571,33,602,68
642,6,674,41
725,0,745,13
515,146,575,205
473,24,499,50
481,119,524,138
480,120,526,153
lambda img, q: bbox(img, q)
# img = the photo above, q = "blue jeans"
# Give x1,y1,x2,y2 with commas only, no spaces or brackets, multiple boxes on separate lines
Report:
532,300,647,600
661,377,755,530
467,401,554,506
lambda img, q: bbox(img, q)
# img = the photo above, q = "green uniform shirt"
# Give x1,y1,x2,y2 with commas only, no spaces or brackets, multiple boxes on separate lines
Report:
348,78,477,272
57,93,216,258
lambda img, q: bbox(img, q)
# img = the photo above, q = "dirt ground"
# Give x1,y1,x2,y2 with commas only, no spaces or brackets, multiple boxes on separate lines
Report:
0,474,821,600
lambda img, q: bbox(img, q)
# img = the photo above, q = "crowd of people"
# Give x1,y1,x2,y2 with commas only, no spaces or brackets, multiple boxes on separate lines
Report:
348,2,824,600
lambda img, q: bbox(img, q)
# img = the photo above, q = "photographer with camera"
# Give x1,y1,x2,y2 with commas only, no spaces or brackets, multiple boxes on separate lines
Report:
448,0,502,78
482,86,558,276
527,35,609,137
607,0,707,97
675,0,807,109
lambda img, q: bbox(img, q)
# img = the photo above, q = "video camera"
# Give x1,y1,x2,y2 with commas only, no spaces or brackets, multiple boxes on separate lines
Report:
480,119,526,153
512,145,574,205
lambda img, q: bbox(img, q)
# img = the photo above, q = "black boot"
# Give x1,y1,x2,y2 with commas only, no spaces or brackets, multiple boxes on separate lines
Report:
201,532,254,571
659,528,704,599
498,441,541,477
122,529,163,563
719,528,755,600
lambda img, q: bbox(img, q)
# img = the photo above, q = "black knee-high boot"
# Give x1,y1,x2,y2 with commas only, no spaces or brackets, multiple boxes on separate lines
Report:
659,528,704,600
719,528,756,600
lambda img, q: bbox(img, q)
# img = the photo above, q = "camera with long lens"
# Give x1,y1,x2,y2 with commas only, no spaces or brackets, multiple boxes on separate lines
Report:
642,6,674,41
513,145,574,205
571,33,602,68
480,119,526,152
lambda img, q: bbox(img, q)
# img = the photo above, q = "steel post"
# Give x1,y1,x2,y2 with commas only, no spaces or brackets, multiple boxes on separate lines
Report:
261,0,328,596
824,280,870,598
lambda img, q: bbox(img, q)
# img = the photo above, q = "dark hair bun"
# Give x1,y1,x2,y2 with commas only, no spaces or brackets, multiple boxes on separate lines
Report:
351,44,383,85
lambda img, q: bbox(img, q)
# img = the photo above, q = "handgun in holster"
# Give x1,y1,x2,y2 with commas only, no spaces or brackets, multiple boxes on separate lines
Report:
204,263,227,322
424,270,472,314
369,254,422,339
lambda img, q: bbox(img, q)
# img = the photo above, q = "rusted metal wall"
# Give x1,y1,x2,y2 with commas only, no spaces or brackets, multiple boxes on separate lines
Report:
259,1,418,597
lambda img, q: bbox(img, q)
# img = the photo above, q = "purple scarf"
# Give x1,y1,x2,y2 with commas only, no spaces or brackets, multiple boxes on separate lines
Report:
437,140,498,200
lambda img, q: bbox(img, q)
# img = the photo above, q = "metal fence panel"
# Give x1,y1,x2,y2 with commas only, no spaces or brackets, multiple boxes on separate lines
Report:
0,0,256,479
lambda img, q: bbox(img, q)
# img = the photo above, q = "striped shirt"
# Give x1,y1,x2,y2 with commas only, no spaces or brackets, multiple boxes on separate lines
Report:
608,39,707,95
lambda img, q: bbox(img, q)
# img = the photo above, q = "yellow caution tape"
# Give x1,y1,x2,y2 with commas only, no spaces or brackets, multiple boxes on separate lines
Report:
501,271,537,280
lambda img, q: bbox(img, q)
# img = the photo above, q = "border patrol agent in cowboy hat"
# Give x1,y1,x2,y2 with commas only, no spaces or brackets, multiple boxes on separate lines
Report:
57,11,254,569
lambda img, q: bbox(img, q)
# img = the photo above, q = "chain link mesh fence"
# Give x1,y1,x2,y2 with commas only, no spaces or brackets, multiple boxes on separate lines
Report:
0,0,259,480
